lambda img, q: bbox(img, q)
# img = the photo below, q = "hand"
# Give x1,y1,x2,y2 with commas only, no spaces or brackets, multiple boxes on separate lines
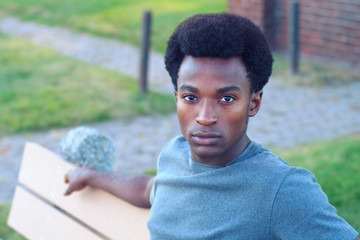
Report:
64,164,94,196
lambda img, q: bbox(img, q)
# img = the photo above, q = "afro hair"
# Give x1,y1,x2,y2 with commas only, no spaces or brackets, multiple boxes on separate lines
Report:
165,12,273,93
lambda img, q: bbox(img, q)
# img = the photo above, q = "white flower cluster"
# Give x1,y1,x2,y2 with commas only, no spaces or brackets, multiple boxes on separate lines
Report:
60,126,115,171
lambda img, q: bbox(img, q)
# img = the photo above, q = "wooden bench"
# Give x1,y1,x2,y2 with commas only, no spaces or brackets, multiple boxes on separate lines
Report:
7,142,150,239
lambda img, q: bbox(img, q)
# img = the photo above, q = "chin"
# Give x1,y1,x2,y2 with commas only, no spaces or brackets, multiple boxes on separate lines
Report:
191,146,223,160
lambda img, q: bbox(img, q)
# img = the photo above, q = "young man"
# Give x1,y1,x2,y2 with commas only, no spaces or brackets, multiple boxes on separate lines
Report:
65,13,359,239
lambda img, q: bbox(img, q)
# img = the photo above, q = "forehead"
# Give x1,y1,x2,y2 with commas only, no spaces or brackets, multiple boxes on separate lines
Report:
177,56,249,88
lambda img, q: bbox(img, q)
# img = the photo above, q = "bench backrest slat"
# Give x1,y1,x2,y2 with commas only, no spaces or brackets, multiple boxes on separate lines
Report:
8,186,104,240
8,142,150,239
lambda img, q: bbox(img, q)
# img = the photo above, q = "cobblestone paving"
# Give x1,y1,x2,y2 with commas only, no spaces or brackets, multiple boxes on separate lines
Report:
0,17,359,202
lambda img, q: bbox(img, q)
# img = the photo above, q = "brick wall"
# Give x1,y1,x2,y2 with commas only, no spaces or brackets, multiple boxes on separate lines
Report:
228,0,277,47
228,0,360,66
228,0,263,26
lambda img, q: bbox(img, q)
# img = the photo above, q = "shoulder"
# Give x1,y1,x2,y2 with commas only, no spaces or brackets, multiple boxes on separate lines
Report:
235,144,358,238
273,167,325,209
232,142,293,180
270,167,358,239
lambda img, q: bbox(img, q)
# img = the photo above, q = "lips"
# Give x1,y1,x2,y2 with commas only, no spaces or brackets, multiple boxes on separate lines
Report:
192,132,221,145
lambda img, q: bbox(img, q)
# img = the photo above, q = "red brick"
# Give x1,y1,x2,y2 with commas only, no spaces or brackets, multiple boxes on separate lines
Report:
228,0,360,65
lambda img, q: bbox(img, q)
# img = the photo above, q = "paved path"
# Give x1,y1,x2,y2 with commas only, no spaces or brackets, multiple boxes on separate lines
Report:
0,16,173,93
0,17,359,202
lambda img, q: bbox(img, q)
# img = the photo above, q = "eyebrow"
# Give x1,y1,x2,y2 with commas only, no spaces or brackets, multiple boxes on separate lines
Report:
179,84,199,93
216,85,241,94
178,84,241,94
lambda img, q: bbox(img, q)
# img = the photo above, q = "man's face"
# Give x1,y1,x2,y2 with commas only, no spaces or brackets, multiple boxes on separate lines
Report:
175,56,262,166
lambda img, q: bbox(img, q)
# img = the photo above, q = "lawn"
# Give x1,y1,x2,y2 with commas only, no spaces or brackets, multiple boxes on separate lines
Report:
1,135,359,238
0,203,25,240
0,0,226,53
0,32,176,135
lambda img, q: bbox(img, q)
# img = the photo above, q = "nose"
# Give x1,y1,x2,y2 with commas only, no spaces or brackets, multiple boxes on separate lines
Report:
196,100,217,126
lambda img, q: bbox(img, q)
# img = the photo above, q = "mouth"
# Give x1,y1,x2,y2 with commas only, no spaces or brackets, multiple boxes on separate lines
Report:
191,132,221,146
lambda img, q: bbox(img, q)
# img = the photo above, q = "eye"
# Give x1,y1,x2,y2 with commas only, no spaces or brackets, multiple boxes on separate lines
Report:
220,95,236,103
183,95,198,102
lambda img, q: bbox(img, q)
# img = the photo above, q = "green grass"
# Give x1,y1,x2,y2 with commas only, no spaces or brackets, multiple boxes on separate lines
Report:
0,33,176,135
0,203,26,240
273,134,360,232
0,0,226,53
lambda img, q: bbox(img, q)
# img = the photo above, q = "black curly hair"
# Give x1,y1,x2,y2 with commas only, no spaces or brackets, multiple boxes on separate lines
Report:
165,12,273,93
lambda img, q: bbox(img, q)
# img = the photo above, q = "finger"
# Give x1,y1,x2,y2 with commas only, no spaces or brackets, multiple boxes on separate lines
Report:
64,186,72,196
64,174,69,184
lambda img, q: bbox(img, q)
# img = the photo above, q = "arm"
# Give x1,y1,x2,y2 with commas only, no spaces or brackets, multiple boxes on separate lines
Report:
64,165,154,208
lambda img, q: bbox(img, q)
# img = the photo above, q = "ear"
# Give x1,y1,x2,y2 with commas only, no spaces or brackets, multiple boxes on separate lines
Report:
249,90,263,117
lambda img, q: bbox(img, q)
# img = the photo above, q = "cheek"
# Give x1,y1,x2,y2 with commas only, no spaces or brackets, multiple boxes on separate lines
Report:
220,105,249,135
176,103,191,128
225,105,248,123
